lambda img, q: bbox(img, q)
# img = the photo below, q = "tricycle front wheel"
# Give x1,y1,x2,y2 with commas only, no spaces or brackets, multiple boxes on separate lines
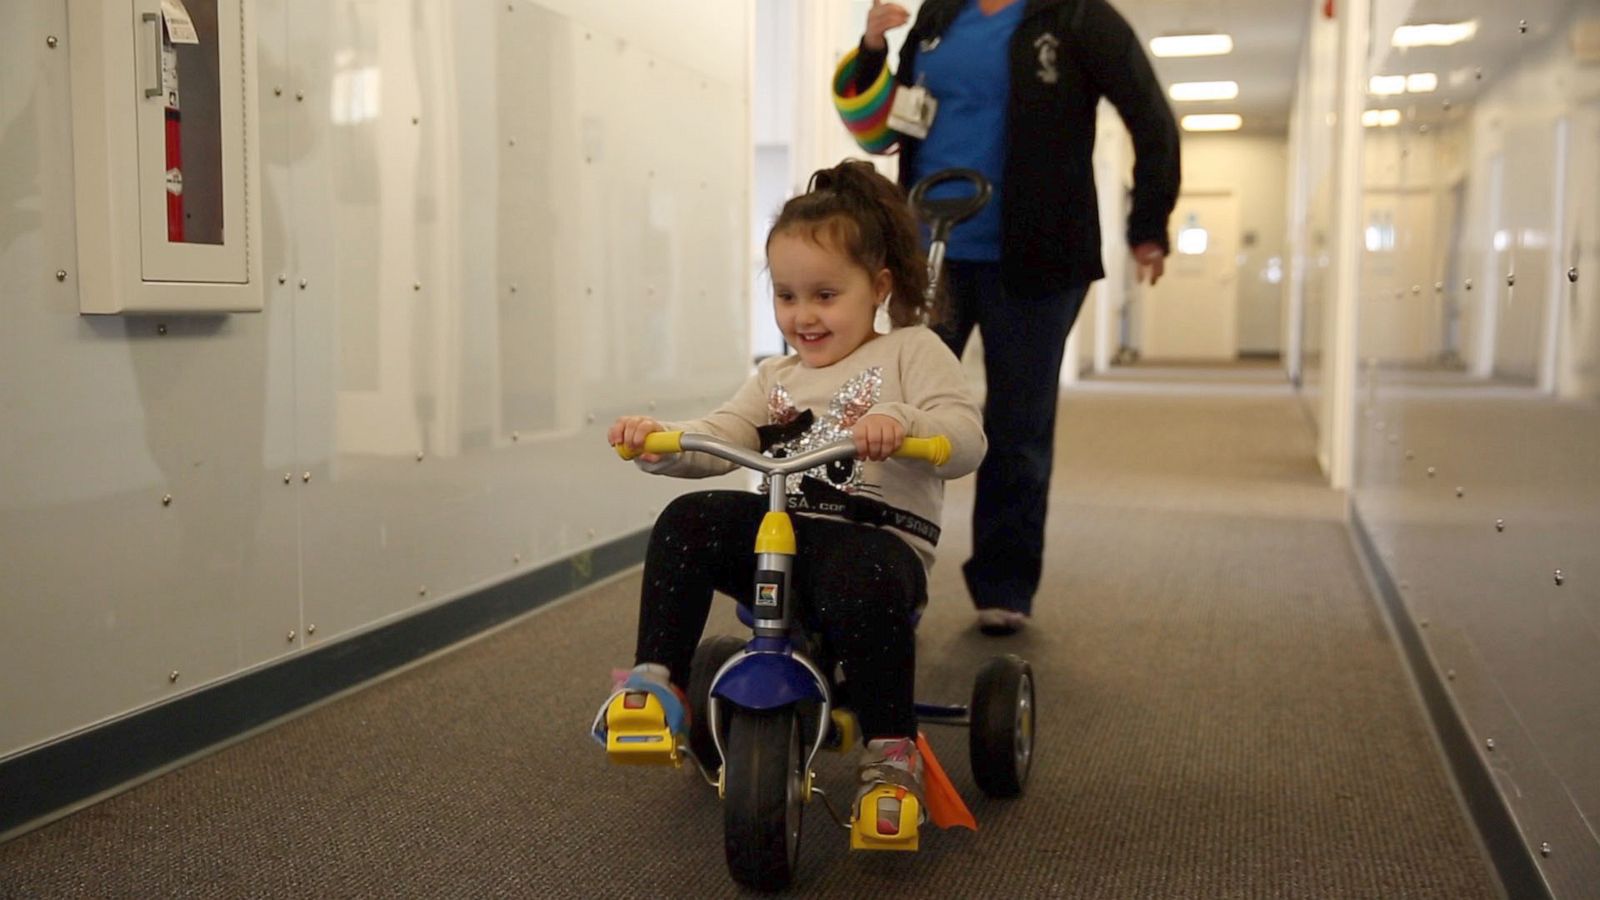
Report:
722,706,805,891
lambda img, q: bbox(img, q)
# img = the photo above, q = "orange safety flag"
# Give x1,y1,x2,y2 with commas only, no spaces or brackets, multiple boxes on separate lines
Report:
916,732,977,831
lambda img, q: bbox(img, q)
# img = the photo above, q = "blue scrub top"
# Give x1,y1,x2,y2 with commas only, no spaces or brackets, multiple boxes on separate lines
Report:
910,0,1024,261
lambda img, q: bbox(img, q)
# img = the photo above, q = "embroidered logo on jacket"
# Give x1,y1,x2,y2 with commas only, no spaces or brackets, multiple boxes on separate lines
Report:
1034,32,1060,84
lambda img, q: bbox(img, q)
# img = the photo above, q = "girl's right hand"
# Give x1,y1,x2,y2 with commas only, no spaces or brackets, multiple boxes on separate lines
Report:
610,415,666,462
864,1,909,51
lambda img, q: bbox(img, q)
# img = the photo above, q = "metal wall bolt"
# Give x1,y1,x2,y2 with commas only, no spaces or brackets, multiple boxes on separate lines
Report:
1447,669,1456,680
169,670,180,683
162,494,173,506
1405,451,1415,461
419,587,428,596
1507,273,1516,287
56,269,67,282
513,554,521,564
508,138,517,147
302,472,312,483
308,624,317,635
299,278,308,289
1495,519,1505,532
412,116,420,125
1554,570,1564,586
284,473,292,484
512,431,520,441
295,90,304,102
47,35,59,48
1434,282,1443,292
1474,68,1483,80
287,630,296,642
416,452,424,462
278,274,287,285
274,86,283,96
510,284,518,293
1411,285,1421,295
413,282,422,291
1519,20,1528,33
1465,278,1473,290
1540,842,1551,857
1442,100,1452,112
157,324,168,336
1569,268,1579,283
1426,466,1436,477
1486,738,1496,750
1418,124,1430,134
1455,487,1464,498
587,413,595,424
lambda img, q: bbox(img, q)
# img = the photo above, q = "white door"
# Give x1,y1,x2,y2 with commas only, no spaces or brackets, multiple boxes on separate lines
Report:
1139,191,1240,360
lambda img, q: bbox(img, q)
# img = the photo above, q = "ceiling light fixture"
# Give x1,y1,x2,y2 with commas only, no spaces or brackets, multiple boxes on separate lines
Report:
1406,72,1439,92
1362,109,1402,128
1181,114,1243,132
1368,75,1407,96
1169,81,1240,102
1392,20,1479,48
1150,34,1234,58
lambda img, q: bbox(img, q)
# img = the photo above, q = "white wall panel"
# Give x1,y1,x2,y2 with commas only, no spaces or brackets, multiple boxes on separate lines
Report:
1,0,750,759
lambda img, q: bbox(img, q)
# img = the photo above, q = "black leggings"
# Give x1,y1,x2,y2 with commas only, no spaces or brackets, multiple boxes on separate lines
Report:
635,490,926,739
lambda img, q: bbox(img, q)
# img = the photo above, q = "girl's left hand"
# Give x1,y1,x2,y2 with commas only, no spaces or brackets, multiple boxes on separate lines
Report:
852,414,905,461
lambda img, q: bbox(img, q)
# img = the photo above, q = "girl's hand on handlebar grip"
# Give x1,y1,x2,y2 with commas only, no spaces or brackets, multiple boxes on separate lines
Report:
864,1,910,51
610,415,666,462
852,414,906,461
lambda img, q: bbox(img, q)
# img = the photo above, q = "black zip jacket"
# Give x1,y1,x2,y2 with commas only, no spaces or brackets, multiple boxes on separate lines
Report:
854,0,1180,294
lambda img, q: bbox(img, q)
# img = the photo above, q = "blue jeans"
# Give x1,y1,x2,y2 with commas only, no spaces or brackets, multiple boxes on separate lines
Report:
935,261,1088,616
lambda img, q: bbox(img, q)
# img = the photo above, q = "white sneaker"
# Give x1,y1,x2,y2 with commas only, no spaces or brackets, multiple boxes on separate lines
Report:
976,608,1028,636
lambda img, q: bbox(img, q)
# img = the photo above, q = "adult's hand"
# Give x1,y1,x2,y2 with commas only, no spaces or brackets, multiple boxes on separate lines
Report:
865,1,910,51
1133,243,1166,286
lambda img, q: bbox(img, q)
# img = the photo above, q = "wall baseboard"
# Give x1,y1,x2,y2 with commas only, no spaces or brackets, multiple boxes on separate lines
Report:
1348,508,1551,900
0,531,648,841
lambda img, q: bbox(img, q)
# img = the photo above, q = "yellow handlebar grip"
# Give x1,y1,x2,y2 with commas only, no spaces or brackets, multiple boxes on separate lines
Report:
894,435,951,466
615,430,685,461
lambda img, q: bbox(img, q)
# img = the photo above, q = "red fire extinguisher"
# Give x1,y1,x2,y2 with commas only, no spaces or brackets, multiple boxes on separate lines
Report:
161,26,185,243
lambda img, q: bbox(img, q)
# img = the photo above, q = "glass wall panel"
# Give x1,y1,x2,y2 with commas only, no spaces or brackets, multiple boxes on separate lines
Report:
1353,1,1600,891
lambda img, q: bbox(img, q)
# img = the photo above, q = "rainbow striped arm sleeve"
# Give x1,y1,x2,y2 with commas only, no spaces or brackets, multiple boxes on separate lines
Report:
832,47,898,155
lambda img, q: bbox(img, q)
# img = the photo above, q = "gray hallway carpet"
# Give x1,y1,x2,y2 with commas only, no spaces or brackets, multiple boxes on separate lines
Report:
0,385,1499,898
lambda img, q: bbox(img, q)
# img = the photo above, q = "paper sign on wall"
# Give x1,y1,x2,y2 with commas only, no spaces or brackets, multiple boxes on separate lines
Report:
161,0,200,44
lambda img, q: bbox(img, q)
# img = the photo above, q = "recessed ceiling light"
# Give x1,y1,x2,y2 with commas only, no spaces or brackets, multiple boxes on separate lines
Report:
1181,114,1243,132
1362,109,1402,128
1406,72,1439,93
1369,75,1407,96
1392,20,1478,48
1150,34,1234,58
1169,81,1240,102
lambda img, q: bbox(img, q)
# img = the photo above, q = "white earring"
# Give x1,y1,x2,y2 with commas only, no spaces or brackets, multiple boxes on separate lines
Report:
873,295,893,335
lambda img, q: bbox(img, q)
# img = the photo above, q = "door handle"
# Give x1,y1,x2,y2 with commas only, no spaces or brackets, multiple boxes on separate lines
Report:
142,12,163,99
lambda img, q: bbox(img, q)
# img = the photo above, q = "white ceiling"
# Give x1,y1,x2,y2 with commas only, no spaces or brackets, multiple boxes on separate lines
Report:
1116,0,1313,135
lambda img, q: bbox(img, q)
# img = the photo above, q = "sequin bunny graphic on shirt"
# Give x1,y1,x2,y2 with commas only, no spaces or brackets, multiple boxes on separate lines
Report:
763,367,886,497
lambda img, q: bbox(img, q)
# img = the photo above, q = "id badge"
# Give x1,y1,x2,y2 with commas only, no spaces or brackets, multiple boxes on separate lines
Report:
888,84,938,140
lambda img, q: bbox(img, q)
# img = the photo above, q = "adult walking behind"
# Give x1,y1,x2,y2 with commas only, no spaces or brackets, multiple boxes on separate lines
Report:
835,0,1180,635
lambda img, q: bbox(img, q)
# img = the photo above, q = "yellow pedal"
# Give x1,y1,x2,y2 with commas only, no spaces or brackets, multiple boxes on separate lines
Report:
849,786,921,851
604,690,682,767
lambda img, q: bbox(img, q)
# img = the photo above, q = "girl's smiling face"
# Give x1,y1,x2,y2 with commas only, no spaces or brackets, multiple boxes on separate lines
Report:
768,228,892,368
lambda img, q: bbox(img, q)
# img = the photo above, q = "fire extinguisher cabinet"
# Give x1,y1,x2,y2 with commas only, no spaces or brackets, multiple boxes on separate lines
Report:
67,0,263,314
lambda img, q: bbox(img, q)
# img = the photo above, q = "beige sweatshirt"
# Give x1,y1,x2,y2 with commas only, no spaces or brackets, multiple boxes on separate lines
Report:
640,325,987,569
